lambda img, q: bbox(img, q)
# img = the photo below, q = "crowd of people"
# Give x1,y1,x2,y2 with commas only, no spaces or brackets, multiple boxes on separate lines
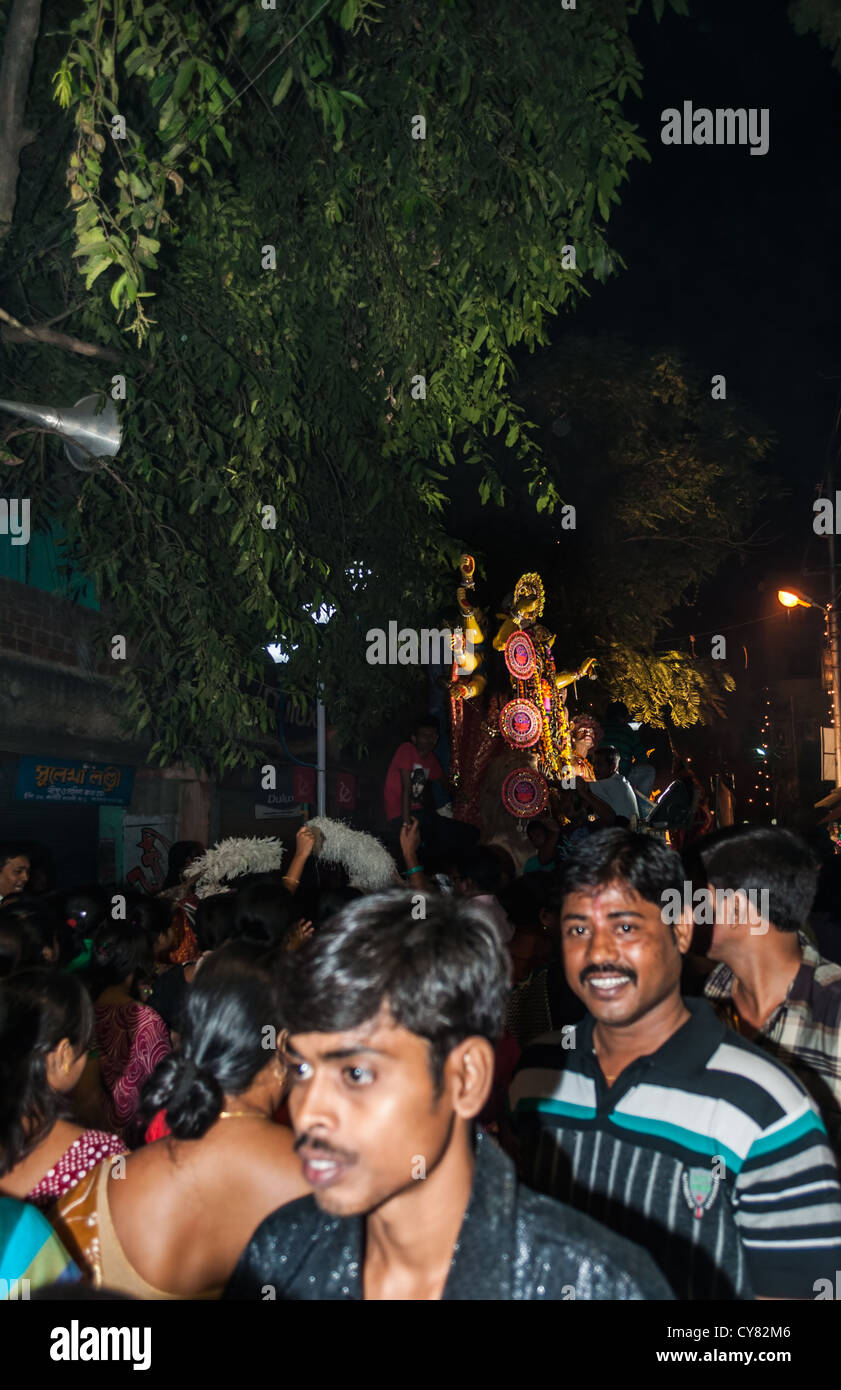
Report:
2,715,841,1302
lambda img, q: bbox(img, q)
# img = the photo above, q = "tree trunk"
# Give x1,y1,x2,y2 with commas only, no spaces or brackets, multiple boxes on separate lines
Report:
0,0,43,253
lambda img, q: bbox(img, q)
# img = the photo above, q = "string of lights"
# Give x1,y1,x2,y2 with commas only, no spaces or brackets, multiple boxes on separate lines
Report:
747,690,773,814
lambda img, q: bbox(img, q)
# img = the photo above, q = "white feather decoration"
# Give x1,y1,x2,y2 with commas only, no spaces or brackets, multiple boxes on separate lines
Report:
307,817,400,892
188,836,286,899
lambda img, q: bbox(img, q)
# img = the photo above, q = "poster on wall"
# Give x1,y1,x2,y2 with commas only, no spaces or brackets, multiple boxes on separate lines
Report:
123,816,176,894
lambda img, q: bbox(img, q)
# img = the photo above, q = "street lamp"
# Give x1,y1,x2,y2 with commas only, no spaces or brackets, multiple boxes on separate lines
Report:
268,605,335,816
267,568,371,815
777,589,810,610
777,585,841,787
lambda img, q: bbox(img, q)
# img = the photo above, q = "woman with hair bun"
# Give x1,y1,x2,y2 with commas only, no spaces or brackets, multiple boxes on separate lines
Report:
51,941,308,1298
0,971,124,1209
88,922,171,1140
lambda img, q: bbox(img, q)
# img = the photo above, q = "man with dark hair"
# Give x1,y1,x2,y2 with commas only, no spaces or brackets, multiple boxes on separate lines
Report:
383,716,443,829
226,890,671,1300
0,845,30,905
697,825,841,1156
524,819,561,874
509,829,841,1300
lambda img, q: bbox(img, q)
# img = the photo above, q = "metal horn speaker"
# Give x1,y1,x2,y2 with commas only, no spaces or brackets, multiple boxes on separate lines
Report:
0,393,121,472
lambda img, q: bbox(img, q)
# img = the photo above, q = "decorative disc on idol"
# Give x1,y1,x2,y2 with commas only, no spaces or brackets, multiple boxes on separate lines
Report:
505,630,537,681
499,698,543,748
501,766,549,819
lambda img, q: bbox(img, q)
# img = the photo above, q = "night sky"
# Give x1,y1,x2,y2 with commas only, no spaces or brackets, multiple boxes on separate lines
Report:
449,0,841,739
578,0,839,636
574,0,841,668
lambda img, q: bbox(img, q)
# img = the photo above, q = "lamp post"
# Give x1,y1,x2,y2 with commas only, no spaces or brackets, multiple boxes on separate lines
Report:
268,569,370,816
778,587,841,788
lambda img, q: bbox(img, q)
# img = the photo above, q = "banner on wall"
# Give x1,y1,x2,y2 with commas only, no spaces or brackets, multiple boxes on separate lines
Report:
15,756,134,806
254,767,309,820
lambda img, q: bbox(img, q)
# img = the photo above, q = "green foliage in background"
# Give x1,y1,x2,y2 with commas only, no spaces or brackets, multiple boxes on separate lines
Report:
3,0,694,770
513,337,773,728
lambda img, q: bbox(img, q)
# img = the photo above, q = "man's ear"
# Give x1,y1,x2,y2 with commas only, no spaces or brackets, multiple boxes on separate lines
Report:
538,906,556,934
703,879,756,938
674,908,695,956
445,1037,496,1119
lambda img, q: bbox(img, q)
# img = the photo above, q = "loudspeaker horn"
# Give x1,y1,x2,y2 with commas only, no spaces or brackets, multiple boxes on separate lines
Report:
0,393,121,472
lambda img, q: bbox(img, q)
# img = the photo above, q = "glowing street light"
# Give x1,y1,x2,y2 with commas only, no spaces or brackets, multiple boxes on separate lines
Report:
777,585,841,787
777,589,811,610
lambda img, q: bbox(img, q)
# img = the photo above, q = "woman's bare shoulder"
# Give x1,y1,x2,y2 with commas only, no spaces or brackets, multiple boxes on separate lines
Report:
249,1125,309,1199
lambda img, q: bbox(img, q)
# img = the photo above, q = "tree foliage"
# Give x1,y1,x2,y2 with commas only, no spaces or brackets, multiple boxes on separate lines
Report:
789,0,841,70
3,0,692,770
511,337,773,728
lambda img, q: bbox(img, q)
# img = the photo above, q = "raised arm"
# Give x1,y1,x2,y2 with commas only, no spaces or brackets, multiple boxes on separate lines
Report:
282,824,316,895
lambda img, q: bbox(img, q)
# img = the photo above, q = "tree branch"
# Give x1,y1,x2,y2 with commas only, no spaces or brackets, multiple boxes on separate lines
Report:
0,304,122,361
0,0,43,252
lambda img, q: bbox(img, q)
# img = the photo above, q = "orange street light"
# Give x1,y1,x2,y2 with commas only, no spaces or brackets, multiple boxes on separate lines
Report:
777,588,816,610
777,586,841,787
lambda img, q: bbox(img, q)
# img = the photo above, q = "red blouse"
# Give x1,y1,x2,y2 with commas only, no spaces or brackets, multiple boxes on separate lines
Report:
94,1001,171,1133
27,1130,126,1210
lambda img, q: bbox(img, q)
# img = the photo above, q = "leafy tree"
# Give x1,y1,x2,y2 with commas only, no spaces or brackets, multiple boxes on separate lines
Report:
789,0,841,70
509,337,773,728
1,0,689,770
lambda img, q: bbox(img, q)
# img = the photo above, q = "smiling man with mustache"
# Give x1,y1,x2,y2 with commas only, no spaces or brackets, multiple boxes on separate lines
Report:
225,890,671,1301
509,829,841,1301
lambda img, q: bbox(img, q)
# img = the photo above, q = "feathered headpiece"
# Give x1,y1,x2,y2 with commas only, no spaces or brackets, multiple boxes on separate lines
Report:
185,836,286,899
307,817,399,892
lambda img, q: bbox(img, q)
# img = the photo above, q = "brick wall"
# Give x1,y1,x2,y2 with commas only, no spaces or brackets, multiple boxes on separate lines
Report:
0,576,104,671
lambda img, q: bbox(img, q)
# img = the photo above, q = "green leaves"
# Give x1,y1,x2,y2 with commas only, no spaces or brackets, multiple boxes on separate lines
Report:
272,66,294,105
83,255,114,289
172,58,197,105
52,62,73,109
18,0,679,768
109,271,129,308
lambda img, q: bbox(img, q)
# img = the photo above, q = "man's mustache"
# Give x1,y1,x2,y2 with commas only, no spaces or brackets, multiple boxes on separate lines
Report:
579,964,637,986
294,1132,358,1164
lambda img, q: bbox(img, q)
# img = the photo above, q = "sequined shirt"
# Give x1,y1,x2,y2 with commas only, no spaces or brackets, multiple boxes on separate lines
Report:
27,1130,126,1211
225,1127,672,1300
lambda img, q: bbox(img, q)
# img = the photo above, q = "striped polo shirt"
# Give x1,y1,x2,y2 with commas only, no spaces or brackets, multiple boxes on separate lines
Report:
509,998,841,1300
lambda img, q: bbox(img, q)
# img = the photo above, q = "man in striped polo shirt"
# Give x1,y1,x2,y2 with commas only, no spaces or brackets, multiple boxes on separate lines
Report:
508,830,841,1300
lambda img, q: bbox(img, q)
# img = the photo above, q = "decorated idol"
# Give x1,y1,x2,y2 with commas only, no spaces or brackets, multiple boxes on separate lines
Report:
445,559,596,837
